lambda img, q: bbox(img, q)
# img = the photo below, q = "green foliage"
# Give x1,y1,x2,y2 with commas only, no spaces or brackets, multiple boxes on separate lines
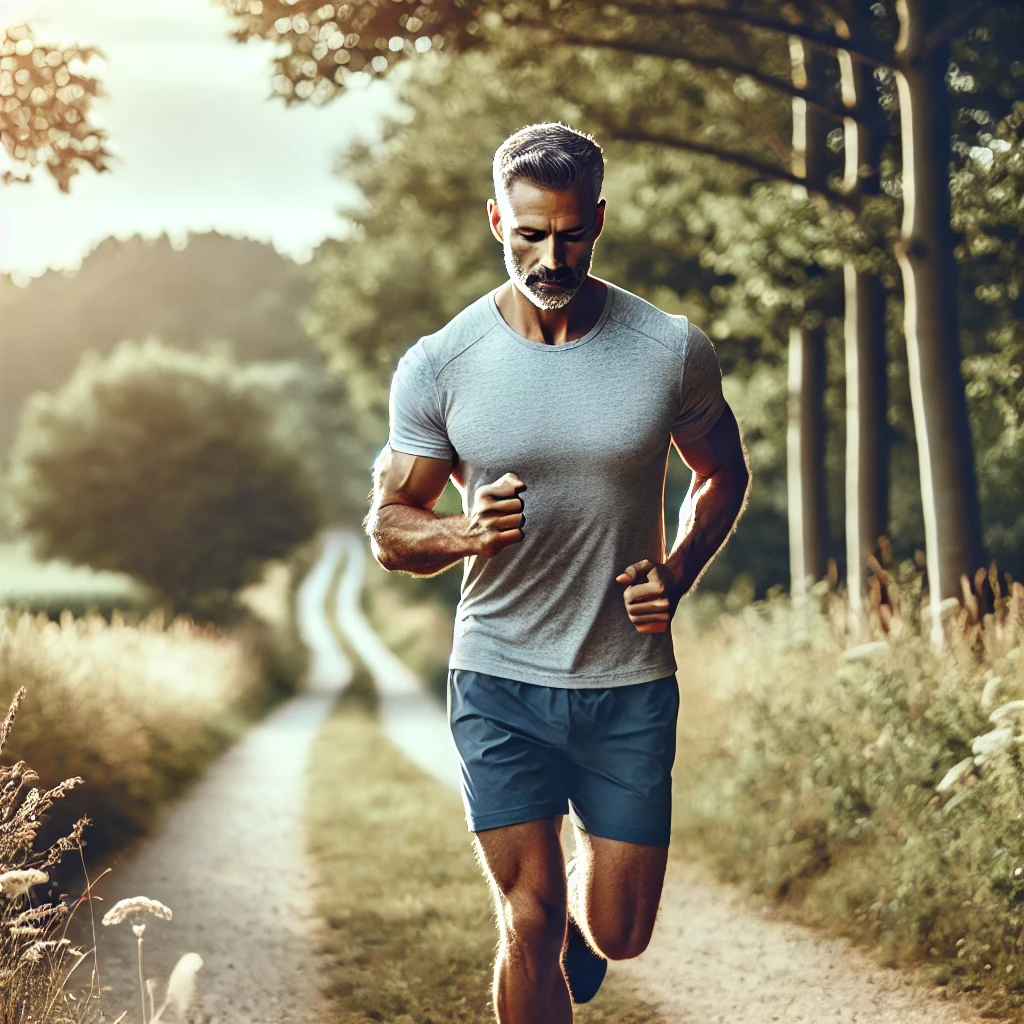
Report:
673,580,1024,1015
8,339,323,614
0,232,320,458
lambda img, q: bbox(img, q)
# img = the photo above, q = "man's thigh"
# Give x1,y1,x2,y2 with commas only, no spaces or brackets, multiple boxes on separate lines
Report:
571,828,668,957
448,669,571,833
565,675,680,848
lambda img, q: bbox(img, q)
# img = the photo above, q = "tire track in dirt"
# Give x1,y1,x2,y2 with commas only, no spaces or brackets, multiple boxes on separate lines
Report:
74,534,349,1024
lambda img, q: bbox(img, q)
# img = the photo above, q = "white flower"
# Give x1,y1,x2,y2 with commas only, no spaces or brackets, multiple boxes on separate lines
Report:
101,896,172,927
0,869,48,898
972,727,1015,765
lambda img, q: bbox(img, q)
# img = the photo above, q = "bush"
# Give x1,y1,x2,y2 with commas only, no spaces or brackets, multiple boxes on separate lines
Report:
672,570,1024,1016
0,602,299,894
8,339,323,616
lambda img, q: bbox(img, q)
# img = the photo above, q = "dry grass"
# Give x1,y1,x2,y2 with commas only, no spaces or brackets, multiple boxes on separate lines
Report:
0,548,311,893
671,571,1024,1019
307,670,667,1024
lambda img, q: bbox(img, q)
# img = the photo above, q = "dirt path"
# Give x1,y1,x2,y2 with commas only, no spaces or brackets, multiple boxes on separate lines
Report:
77,536,349,1024
332,528,1004,1024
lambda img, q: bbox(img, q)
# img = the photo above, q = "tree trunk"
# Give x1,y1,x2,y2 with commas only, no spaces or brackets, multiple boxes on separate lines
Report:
843,266,887,621
836,12,889,631
787,36,829,594
894,0,984,642
787,324,829,591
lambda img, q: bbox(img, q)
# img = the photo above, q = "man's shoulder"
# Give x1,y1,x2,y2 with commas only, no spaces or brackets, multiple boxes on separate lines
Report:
605,280,693,359
405,290,498,376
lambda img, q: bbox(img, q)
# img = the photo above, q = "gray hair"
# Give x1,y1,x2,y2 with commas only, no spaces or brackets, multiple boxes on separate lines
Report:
492,122,604,206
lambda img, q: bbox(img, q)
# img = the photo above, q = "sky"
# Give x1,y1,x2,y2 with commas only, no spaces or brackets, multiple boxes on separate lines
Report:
0,0,400,283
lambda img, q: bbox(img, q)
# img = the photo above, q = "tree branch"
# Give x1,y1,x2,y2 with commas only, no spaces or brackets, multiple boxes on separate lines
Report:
534,24,856,121
610,126,849,206
922,0,999,53
608,0,887,67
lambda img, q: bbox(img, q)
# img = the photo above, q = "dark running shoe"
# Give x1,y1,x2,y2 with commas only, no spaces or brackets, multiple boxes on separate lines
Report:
561,857,607,1004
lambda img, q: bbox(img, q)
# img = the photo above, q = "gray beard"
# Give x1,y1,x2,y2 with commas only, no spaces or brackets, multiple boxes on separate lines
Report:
504,244,593,311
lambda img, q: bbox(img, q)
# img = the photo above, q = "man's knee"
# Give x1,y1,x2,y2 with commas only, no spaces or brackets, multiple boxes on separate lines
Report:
502,888,567,960
586,915,655,961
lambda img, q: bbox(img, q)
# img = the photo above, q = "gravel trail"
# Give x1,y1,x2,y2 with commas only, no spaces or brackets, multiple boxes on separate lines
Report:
75,535,349,1024
332,528,1005,1024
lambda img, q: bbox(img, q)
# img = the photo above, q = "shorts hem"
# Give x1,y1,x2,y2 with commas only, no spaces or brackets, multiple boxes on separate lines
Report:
468,800,570,834
569,809,671,848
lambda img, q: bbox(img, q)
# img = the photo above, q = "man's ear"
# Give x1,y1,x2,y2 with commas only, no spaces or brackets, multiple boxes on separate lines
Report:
594,198,607,240
487,198,504,244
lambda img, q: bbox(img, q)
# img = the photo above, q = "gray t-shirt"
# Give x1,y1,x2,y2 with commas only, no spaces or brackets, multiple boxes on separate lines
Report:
388,279,726,689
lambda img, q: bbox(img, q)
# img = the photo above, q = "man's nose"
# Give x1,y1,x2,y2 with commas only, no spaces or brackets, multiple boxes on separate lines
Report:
538,233,565,269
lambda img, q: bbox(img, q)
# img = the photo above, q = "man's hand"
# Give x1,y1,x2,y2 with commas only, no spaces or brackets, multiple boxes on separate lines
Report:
466,472,526,557
615,559,678,634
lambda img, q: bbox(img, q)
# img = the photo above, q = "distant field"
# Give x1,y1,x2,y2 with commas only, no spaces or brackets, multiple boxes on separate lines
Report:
0,536,145,603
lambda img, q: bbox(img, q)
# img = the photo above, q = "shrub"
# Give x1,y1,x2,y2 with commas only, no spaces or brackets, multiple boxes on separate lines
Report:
672,569,1024,1015
8,339,323,616
0,603,293,892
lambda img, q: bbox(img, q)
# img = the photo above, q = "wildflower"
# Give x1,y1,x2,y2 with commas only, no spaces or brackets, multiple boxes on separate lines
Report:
101,896,173,927
0,868,48,898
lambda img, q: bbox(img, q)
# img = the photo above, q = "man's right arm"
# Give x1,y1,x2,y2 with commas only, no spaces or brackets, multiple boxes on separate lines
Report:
366,445,525,577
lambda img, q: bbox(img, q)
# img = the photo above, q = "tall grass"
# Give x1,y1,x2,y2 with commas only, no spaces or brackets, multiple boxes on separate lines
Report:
0,566,308,894
672,563,1024,1018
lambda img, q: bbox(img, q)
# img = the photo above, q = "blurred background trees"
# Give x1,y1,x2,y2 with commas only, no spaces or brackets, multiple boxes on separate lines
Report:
7,338,324,617
218,0,1024,618
3,0,1022,623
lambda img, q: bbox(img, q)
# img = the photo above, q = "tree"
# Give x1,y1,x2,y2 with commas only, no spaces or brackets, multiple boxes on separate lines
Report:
8,339,323,615
833,4,890,630
224,0,1020,616
0,23,111,192
786,37,830,594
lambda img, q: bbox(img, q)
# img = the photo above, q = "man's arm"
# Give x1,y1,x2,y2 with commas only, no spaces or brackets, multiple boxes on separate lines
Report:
616,404,751,633
366,444,526,576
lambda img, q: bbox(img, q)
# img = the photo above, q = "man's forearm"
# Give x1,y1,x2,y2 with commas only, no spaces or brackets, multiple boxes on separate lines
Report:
666,464,750,601
368,502,473,576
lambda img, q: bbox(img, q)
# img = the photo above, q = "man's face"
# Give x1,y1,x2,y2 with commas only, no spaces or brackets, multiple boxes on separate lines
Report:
489,178,605,310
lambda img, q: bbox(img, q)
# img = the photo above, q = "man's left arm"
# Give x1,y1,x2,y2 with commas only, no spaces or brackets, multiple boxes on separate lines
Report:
616,404,751,634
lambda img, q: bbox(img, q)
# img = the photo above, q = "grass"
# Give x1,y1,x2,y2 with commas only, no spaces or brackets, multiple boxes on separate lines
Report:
307,661,668,1024
0,538,147,607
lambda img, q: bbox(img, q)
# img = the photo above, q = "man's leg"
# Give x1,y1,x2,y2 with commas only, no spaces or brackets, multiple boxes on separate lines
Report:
568,829,668,960
475,818,573,1024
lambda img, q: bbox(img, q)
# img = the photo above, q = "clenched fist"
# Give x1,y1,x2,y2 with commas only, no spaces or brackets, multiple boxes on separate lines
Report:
615,559,676,634
466,472,526,557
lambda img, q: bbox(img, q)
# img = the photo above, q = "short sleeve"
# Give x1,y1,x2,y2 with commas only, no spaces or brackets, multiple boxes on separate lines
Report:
671,320,726,444
388,342,456,461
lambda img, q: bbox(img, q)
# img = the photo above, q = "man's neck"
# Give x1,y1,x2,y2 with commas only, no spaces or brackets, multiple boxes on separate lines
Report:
494,276,609,346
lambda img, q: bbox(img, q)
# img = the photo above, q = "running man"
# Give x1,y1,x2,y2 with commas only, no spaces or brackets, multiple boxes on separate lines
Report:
367,122,751,1023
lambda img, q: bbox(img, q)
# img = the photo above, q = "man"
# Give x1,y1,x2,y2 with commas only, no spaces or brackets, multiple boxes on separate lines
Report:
366,122,750,1023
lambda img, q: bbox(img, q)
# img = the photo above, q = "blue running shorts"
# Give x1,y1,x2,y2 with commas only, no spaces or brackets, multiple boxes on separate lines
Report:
447,668,680,847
